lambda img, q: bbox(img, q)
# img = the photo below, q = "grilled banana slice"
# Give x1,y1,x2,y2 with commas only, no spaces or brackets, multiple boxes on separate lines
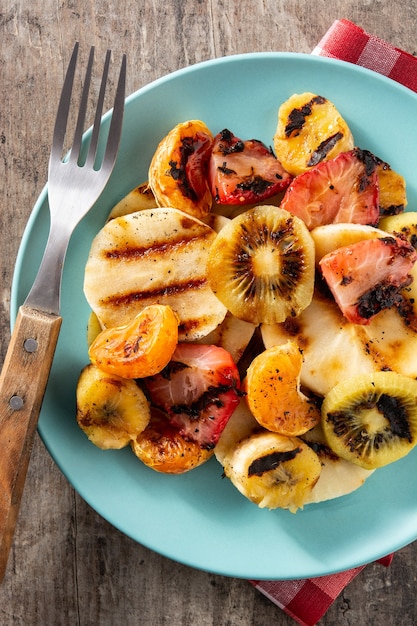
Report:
224,431,321,512
149,120,213,218
273,92,354,176
84,207,227,341
76,364,151,450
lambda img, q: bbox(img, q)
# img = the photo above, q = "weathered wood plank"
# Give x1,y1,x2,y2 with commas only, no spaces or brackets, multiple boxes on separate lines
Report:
1,1,417,624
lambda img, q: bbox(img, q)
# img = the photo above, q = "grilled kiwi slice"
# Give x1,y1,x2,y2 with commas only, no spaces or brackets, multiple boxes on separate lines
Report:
206,205,315,324
322,372,417,469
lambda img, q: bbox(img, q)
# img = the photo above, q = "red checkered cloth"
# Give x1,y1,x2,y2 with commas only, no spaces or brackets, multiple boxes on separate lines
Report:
312,18,417,91
250,554,393,626
249,19,417,625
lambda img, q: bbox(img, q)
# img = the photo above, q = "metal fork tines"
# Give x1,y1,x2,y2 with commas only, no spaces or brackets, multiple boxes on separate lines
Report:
25,43,126,316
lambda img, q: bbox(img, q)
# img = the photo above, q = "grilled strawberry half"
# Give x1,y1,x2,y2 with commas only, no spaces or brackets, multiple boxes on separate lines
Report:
144,343,241,449
319,235,417,324
280,148,380,230
208,128,292,205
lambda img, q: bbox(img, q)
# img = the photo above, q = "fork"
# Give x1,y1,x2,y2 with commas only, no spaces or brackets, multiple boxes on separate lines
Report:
0,43,126,581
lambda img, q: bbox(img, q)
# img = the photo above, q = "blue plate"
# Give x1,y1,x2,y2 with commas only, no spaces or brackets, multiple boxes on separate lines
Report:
11,52,417,580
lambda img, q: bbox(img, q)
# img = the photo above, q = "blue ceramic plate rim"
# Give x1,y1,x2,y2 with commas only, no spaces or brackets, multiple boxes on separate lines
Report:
11,52,417,580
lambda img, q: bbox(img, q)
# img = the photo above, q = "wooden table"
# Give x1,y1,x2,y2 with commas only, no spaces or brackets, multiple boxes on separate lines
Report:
1,2,417,624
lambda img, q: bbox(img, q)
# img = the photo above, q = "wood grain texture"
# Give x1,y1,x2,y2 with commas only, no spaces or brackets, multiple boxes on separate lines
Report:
0,306,61,582
1,1,417,624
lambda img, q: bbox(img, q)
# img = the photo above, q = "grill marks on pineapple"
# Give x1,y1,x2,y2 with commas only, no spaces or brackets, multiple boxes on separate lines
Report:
100,230,212,313
84,208,228,341
285,95,327,137
103,229,213,261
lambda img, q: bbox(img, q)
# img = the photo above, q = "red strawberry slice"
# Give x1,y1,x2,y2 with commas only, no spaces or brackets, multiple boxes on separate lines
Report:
144,343,241,449
319,235,417,324
280,148,380,230
208,129,292,205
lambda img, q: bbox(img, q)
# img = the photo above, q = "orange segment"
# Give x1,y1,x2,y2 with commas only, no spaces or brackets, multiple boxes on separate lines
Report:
245,341,320,436
88,304,179,378
132,408,214,474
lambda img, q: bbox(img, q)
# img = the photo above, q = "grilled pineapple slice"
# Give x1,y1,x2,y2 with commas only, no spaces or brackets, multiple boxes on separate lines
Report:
379,212,417,330
196,311,256,364
262,291,417,397
84,207,227,341
214,398,262,467
310,223,387,266
76,364,151,449
261,293,379,396
107,182,157,221
301,424,375,504
273,92,354,176
376,161,407,215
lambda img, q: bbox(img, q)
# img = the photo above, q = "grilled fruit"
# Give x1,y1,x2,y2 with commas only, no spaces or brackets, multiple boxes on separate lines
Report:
87,310,103,346
245,342,321,436
319,235,417,324
76,364,151,449
148,120,213,218
132,408,214,473
144,343,241,449
280,149,380,230
273,92,354,176
107,182,157,221
88,304,179,379
208,128,292,205
197,311,256,364
380,212,417,330
301,424,375,504
376,159,407,216
84,207,227,341
322,371,417,469
262,291,417,397
311,222,387,265
206,205,315,324
214,398,262,467
223,431,322,511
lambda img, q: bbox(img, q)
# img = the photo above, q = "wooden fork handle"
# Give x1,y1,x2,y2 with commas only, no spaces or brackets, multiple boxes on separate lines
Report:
0,305,62,582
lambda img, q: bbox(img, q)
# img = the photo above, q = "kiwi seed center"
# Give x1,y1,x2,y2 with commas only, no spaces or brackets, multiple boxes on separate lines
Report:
361,406,389,433
252,246,280,277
